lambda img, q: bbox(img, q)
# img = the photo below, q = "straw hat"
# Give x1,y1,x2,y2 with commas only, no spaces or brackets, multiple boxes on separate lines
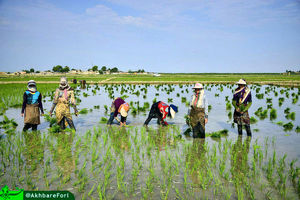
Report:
119,103,130,117
193,83,203,89
236,79,247,85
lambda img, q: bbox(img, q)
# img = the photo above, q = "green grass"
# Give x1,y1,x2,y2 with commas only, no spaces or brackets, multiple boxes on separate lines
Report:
1,73,300,83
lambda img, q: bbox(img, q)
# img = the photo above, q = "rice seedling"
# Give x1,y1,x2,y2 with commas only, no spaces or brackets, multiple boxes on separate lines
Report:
94,105,100,109
269,109,277,121
285,112,296,121
100,117,108,123
278,97,284,106
295,126,300,133
208,105,212,112
79,108,89,114
250,117,258,124
256,93,264,99
283,122,294,131
226,102,232,110
284,107,290,114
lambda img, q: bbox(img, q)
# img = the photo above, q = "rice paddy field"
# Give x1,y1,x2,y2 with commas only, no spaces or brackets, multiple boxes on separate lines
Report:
1,81,300,199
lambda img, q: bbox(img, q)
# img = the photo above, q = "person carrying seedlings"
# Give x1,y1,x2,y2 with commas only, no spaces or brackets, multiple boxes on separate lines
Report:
232,79,252,136
21,80,44,131
50,77,78,130
107,97,130,126
187,83,208,138
144,101,178,126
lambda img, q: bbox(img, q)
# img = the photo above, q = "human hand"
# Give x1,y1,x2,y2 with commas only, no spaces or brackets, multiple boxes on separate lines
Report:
21,113,24,117
236,108,240,112
205,118,208,124
75,112,79,116
41,113,44,116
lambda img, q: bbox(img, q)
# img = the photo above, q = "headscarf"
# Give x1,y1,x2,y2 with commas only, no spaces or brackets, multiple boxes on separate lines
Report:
59,77,70,90
233,86,251,104
27,80,37,93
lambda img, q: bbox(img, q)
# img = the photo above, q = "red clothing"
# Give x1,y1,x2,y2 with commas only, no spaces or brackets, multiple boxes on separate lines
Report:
158,102,169,125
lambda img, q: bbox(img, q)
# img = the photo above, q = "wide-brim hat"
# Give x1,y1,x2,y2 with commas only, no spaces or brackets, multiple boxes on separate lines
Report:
119,103,129,117
169,104,178,119
193,83,203,89
236,79,247,85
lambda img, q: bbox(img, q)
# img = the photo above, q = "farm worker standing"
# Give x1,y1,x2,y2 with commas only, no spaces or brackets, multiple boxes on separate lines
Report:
188,83,208,138
21,80,44,131
232,79,252,136
107,97,130,126
144,101,178,126
50,77,78,130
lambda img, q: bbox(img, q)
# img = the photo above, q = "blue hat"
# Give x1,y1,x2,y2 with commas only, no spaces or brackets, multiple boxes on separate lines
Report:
169,104,178,113
168,104,178,119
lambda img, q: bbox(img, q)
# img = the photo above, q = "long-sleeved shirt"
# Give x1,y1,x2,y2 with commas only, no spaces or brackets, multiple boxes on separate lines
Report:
188,92,208,118
112,98,125,117
21,90,44,114
232,87,252,112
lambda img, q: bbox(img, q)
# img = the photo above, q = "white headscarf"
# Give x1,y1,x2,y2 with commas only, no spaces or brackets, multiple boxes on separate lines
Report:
59,77,70,90
27,80,37,92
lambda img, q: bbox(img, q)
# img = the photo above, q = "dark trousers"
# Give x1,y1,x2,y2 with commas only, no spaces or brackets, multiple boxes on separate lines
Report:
192,122,205,138
59,117,76,130
23,123,37,132
107,112,115,125
238,125,252,137
144,102,164,126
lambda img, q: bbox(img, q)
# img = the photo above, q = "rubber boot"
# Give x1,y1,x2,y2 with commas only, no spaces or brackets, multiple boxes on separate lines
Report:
238,125,243,135
245,125,252,137
66,118,76,131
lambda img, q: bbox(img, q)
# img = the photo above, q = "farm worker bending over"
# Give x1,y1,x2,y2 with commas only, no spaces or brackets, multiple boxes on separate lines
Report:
50,77,78,130
107,97,130,126
232,79,252,136
187,83,208,138
21,80,44,131
144,101,178,126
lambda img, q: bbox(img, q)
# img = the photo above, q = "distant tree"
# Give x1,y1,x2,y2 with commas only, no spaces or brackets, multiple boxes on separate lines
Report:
62,66,70,72
36,71,40,73
101,66,107,72
92,65,98,72
23,69,30,73
30,68,35,73
98,70,104,74
110,67,118,73
128,70,133,73
137,69,145,73
52,65,63,72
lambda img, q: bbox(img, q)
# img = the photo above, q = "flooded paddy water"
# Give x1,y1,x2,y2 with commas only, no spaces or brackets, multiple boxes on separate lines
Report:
1,83,300,199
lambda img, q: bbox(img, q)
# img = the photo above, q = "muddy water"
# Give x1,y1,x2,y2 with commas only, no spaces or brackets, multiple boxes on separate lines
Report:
1,83,300,199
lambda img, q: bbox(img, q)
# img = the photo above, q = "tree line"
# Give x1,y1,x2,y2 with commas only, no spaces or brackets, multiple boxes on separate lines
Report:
22,65,146,74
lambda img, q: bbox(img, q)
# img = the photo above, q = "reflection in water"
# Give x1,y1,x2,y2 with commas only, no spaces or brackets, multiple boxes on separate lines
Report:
51,133,75,181
23,131,44,188
230,135,251,188
186,139,208,189
109,127,130,154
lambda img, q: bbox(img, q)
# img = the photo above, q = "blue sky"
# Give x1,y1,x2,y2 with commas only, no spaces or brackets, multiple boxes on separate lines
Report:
0,0,299,73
